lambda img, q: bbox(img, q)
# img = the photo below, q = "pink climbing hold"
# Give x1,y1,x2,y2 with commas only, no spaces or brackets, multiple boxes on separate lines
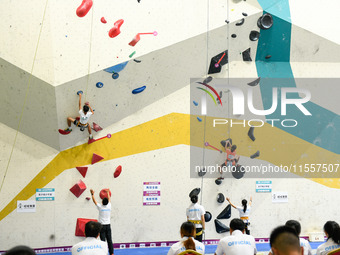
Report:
92,153,104,164
128,31,158,47
92,122,103,132
76,166,88,178
70,180,87,198
76,0,93,18
100,188,112,199
101,17,107,24
108,19,124,38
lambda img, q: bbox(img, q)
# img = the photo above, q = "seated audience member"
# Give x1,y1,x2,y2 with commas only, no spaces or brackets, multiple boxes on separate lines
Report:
316,221,340,255
167,221,205,255
270,225,303,255
285,220,312,255
215,218,257,255
72,221,108,255
5,246,36,255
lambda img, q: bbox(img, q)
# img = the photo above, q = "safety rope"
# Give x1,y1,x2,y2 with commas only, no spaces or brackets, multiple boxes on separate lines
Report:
0,0,50,193
84,4,94,102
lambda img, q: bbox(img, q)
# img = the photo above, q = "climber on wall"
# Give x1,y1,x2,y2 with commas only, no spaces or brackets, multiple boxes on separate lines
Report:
63,91,94,140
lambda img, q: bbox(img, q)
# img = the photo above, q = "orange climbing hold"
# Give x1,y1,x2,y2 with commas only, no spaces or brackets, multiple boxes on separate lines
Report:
114,165,122,178
70,180,87,198
76,167,88,178
92,153,104,164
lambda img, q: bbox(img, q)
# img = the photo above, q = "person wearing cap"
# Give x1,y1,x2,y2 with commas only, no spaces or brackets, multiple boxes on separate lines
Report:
226,196,252,234
186,195,206,242
215,218,257,255
72,221,107,255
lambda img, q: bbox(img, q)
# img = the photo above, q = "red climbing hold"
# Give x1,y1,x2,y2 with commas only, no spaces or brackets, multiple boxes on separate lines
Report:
100,17,107,24
58,129,71,135
92,122,103,132
75,218,98,236
70,180,87,198
108,19,124,38
76,166,88,178
92,153,104,164
114,165,122,178
100,188,112,199
76,0,93,18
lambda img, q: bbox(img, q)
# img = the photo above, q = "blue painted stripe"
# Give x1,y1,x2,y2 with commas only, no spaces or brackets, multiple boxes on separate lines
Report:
256,0,340,154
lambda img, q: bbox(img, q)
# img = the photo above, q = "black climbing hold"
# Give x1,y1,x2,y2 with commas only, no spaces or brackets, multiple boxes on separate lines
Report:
217,204,232,219
217,193,225,203
232,165,245,179
189,188,200,198
134,59,142,63
265,55,272,59
249,30,260,41
208,50,228,74
257,13,273,30
248,126,255,141
225,20,229,24
220,138,232,148
203,76,213,84
247,77,260,87
204,211,212,222
250,150,260,159
215,219,230,233
198,167,206,177
242,12,248,16
231,34,237,38
242,48,252,62
215,178,223,185
236,18,245,26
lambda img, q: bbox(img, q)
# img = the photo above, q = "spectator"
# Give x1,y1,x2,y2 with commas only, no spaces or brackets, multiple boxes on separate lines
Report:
215,218,256,255
316,221,340,255
5,246,35,255
167,221,205,255
72,221,107,255
270,225,303,255
285,220,312,255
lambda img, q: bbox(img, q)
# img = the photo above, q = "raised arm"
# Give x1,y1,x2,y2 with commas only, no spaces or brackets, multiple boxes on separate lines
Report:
249,196,253,206
90,189,97,205
226,197,237,209
78,93,82,111
225,139,231,150
88,103,94,114
106,189,111,202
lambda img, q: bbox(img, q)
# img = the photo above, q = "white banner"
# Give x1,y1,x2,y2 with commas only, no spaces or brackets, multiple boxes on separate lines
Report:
17,200,36,213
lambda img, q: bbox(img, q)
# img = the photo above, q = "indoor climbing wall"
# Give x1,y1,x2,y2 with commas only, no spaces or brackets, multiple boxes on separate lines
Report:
0,0,339,252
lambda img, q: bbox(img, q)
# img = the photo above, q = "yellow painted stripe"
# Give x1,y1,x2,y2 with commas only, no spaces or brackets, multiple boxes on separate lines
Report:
0,113,339,222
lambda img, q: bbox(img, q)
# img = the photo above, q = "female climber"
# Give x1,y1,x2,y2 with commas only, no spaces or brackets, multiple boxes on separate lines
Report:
64,91,94,140
186,195,206,242
167,221,205,255
226,196,252,235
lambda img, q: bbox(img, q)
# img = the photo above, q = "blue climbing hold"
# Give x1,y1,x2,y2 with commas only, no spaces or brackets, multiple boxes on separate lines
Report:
132,86,146,94
197,117,202,122
96,82,104,88
77,90,83,95
112,72,119,79
193,101,198,106
104,61,128,74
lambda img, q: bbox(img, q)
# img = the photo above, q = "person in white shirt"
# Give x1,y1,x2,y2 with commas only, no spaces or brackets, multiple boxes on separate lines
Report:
215,218,257,255
72,221,108,255
270,225,303,255
286,220,312,255
316,221,340,255
90,189,114,255
65,91,94,140
186,195,206,242
167,221,205,255
226,196,252,234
